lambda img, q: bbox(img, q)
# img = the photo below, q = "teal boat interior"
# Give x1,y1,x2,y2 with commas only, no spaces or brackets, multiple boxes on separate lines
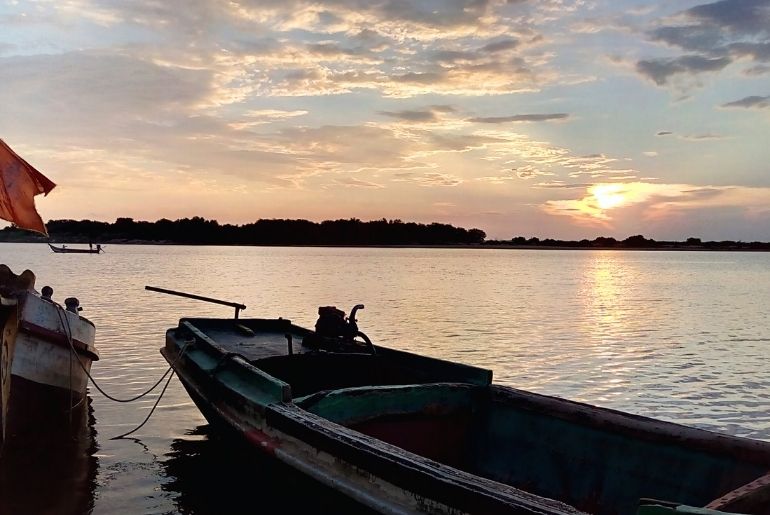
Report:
168,317,770,515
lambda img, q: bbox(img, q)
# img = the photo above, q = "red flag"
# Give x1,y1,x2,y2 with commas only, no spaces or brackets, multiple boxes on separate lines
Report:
0,139,56,236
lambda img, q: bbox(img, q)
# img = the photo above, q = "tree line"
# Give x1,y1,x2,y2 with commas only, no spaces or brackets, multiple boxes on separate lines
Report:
0,217,487,245
1,218,768,249
485,234,770,250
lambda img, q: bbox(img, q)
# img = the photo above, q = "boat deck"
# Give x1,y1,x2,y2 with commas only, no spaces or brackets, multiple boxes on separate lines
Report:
202,328,310,361
179,317,340,362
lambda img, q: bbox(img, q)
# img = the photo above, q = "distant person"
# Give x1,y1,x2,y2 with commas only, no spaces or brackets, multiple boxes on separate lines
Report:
96,244,102,252
41,285,53,301
89,242,93,250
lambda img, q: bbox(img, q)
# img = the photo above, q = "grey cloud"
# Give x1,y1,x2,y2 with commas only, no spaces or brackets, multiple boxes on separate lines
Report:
379,109,439,122
649,25,724,53
378,105,456,122
680,133,725,140
306,42,372,58
426,133,502,152
639,0,770,89
392,72,444,84
721,95,770,109
469,113,569,123
727,42,770,62
479,39,519,53
745,64,770,75
0,52,211,133
229,0,502,30
636,55,731,85
686,0,770,35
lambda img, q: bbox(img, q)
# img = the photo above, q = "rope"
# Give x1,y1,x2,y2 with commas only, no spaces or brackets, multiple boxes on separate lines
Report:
54,304,191,438
109,369,176,440
54,307,181,402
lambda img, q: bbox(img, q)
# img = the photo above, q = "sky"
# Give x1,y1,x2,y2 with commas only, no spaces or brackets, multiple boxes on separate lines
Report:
1,0,769,241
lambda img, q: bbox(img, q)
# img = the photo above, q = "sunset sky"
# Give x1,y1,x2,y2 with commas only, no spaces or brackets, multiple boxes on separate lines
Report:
1,0,769,240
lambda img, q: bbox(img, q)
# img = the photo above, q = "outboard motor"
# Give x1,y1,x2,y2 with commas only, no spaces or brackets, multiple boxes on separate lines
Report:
303,304,375,354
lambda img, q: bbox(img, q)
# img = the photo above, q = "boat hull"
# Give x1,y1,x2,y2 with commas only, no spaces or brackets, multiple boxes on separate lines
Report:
162,317,770,515
1,290,98,449
48,243,102,254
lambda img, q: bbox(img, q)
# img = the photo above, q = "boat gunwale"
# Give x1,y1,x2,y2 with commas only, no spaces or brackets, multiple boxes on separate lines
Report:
488,386,770,467
266,400,586,515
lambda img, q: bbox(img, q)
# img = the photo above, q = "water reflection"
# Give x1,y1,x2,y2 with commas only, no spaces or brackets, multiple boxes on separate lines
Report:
0,397,98,515
1,244,770,512
161,425,376,514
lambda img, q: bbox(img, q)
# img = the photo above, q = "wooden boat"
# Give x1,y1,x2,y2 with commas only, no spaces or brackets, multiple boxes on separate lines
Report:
48,243,103,254
161,306,770,515
0,265,99,451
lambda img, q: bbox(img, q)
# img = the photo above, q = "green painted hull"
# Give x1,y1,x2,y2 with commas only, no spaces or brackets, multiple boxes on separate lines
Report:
162,317,770,514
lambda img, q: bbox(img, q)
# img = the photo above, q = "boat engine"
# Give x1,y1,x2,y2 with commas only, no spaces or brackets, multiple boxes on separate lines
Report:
302,304,375,354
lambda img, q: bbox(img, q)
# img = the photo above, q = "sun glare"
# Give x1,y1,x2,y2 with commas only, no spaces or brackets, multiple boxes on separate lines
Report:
592,184,626,210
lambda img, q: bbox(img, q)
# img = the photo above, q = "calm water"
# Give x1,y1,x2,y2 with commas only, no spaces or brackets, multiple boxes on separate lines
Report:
2,243,770,514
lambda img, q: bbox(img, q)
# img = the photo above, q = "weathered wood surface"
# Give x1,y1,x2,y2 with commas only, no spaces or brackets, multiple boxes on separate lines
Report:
1,309,18,447
267,401,585,515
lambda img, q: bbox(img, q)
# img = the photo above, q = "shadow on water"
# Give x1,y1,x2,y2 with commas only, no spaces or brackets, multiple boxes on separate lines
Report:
0,397,99,515
161,425,377,515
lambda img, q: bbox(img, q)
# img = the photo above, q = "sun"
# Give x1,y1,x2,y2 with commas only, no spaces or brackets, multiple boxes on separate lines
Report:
591,184,626,210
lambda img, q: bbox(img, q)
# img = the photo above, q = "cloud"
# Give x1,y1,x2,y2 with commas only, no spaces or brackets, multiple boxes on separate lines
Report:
637,0,770,89
378,105,456,123
636,55,731,85
720,95,770,109
479,39,520,53
656,131,673,136
515,165,553,179
744,64,770,75
333,176,384,188
543,181,770,227
229,109,308,129
469,113,569,123
679,133,726,141
685,0,770,35
393,172,463,187
0,52,212,131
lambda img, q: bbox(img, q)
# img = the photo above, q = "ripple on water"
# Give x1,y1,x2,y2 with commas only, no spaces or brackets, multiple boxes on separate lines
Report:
1,245,770,513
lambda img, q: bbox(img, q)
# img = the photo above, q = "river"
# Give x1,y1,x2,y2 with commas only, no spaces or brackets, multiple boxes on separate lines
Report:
1,243,769,514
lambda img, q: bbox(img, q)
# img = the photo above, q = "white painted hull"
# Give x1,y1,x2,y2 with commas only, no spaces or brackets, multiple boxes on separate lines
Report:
9,291,98,394
11,331,92,392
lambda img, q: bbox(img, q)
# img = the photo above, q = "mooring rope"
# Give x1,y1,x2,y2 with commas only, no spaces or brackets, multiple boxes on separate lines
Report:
54,305,191,439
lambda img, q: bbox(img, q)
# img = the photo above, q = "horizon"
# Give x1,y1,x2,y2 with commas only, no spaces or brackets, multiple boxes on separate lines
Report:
5,215,770,243
1,1,769,241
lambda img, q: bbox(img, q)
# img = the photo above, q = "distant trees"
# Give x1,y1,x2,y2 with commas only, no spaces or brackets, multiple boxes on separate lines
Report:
1,217,487,246
2,219,768,250
483,234,770,251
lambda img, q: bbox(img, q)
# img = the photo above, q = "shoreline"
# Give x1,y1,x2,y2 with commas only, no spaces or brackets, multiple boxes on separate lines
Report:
2,240,769,252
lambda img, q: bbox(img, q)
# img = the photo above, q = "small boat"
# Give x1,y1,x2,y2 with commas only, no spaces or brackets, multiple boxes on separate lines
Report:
0,264,99,451
48,243,104,254
161,304,770,515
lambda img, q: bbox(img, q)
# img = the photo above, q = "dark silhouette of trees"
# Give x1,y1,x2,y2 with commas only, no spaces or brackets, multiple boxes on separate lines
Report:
2,219,768,250
0,217,486,246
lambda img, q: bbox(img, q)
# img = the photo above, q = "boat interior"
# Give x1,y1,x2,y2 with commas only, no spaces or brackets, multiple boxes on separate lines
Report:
175,317,770,515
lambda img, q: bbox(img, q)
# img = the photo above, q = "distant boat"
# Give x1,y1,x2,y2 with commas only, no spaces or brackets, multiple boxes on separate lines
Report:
161,302,770,515
48,243,103,254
